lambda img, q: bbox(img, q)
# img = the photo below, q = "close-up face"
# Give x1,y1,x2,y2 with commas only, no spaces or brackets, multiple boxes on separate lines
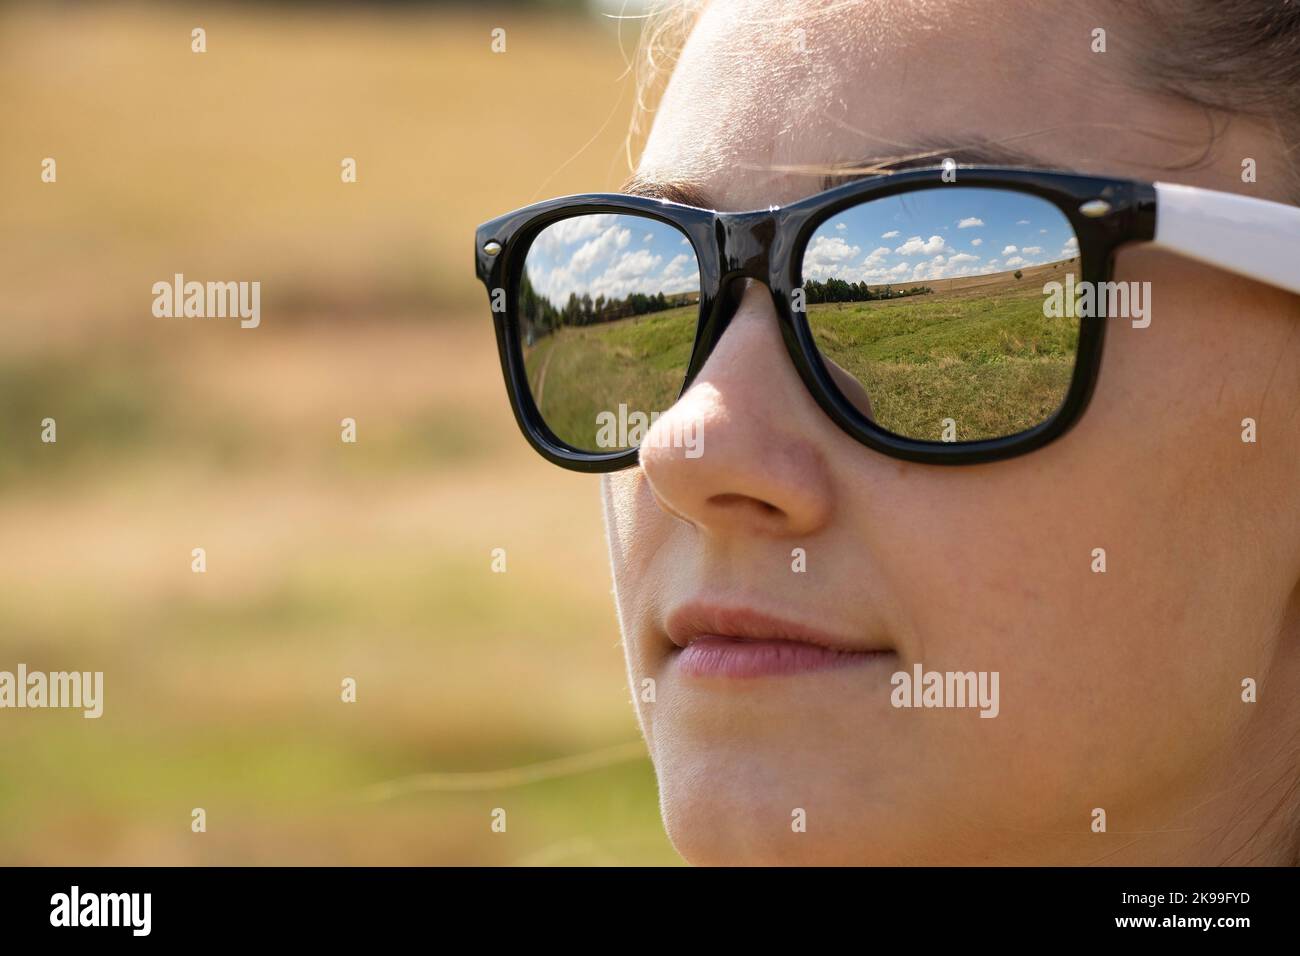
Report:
599,0,1300,865
9,0,1300,913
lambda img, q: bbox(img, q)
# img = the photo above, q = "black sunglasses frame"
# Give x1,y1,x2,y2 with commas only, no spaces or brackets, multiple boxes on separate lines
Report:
475,166,1157,472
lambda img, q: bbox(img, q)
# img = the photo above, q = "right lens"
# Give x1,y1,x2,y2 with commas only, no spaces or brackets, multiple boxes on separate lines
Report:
801,187,1082,443
518,213,701,453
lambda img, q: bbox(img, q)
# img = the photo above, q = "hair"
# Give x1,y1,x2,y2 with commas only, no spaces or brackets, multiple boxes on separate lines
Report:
625,0,704,171
1126,0,1300,196
628,0,1300,197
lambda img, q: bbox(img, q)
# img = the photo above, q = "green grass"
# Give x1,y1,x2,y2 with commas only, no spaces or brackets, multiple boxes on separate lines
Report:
808,285,1079,440
520,287,1079,445
523,306,697,449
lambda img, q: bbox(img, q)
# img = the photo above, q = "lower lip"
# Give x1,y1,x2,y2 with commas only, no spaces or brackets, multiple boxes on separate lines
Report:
676,636,888,679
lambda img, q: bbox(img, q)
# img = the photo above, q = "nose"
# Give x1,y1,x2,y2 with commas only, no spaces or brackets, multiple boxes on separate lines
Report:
638,281,835,538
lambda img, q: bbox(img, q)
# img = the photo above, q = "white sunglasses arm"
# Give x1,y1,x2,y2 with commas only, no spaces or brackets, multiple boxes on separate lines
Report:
1151,182,1300,296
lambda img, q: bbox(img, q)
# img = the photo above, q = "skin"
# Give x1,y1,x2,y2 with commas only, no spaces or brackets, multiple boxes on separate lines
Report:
599,0,1300,865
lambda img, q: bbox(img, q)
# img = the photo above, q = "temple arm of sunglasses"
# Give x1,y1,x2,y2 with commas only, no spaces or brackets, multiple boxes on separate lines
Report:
1151,182,1300,296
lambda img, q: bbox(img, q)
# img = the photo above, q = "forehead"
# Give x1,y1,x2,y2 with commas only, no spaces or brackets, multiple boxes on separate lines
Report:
635,0,1165,210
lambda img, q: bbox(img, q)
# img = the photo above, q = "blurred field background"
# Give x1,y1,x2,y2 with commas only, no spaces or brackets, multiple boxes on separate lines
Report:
0,0,680,864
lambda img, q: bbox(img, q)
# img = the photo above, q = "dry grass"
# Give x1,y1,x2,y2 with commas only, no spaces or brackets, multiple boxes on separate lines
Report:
0,2,679,865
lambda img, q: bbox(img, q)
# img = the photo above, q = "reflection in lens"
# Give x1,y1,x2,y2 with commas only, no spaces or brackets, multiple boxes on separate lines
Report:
519,214,701,452
801,187,1082,442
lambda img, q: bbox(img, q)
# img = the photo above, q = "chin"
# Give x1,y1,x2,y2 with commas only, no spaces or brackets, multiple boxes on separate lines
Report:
653,747,915,866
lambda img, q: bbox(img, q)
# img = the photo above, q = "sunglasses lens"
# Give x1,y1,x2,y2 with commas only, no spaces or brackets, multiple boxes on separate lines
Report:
517,214,701,453
801,187,1082,442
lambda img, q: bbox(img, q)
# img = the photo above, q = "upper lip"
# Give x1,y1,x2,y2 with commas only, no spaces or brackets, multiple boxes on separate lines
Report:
665,600,888,654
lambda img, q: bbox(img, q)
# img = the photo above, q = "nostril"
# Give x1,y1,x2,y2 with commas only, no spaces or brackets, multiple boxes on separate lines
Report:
708,493,785,518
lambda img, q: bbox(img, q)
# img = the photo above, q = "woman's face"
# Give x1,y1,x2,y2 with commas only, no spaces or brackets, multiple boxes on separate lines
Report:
601,0,1300,865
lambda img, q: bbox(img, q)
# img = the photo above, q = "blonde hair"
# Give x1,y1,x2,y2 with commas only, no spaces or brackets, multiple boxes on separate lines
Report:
626,1,705,173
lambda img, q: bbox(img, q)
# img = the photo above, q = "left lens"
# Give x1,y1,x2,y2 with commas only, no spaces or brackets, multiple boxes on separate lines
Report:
800,187,1082,443
518,213,701,453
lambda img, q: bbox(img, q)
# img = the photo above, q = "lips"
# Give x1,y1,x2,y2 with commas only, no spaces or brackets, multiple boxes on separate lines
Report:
665,602,892,678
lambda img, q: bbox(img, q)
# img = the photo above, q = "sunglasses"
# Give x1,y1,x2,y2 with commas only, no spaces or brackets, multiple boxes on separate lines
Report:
475,166,1300,471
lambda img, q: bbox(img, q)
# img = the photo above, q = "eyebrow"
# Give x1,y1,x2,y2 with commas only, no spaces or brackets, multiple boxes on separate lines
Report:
819,142,1065,191
619,173,715,208
621,140,1067,210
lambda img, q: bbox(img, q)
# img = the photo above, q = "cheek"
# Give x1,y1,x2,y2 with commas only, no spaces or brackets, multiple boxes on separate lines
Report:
602,471,687,745
600,472,637,574
852,474,1239,821
853,264,1296,806
601,471,668,583
601,471,675,659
